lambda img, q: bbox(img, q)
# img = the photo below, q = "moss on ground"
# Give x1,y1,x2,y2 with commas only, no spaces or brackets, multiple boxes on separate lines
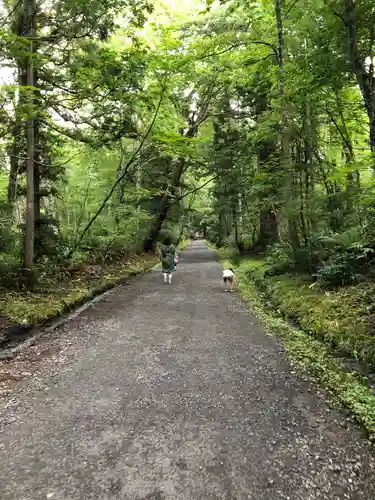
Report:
1,240,190,332
177,239,191,250
0,253,157,330
217,247,375,371
215,247,375,440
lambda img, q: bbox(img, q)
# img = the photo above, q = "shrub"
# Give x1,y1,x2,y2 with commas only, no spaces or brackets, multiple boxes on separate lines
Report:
222,234,237,248
0,254,22,288
316,253,362,286
265,243,294,275
238,233,257,252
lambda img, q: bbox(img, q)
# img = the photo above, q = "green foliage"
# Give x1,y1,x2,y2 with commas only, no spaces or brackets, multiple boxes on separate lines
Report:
316,254,363,287
222,253,375,370
0,253,157,327
264,243,294,275
0,254,21,289
217,252,375,439
1,0,375,430
1,0,375,441
0,206,17,254
0,0,227,293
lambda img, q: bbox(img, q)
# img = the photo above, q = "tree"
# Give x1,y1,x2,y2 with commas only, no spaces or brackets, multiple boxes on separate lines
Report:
1,0,153,280
23,0,37,278
341,0,375,164
2,0,375,291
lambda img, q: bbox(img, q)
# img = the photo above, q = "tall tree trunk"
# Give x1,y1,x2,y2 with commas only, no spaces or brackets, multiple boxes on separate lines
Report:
275,0,286,133
7,3,28,205
297,141,308,246
343,0,375,169
23,0,36,278
258,208,279,248
7,123,20,203
252,81,279,250
276,0,299,250
254,141,279,250
275,0,288,159
232,201,239,248
251,1,287,253
177,192,195,245
143,157,186,252
143,96,211,252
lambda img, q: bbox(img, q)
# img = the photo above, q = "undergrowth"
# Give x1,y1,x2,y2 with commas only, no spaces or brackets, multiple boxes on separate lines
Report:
0,238,190,331
0,253,157,329
215,246,375,440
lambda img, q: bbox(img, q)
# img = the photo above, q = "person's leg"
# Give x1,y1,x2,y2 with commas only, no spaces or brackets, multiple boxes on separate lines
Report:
168,272,172,284
163,272,168,283
230,277,235,291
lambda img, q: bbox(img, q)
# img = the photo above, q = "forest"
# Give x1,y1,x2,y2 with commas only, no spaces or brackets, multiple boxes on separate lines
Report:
1,0,375,378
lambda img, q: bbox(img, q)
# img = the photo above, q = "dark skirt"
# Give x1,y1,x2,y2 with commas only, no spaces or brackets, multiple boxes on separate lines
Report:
162,256,175,273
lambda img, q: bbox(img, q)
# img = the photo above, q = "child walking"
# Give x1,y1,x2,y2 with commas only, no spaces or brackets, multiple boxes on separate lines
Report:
160,236,176,284
222,267,236,292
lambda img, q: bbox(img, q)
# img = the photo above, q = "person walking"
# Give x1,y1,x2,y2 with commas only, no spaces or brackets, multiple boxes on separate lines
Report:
160,236,176,284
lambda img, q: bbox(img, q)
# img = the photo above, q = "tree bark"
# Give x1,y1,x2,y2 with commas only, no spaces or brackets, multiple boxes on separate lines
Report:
343,0,375,167
7,3,28,204
258,209,279,248
23,0,36,279
254,140,279,251
275,0,299,250
143,157,186,252
7,124,20,203
143,96,211,252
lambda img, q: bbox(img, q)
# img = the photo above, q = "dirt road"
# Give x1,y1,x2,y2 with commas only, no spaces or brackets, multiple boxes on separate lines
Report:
0,241,374,499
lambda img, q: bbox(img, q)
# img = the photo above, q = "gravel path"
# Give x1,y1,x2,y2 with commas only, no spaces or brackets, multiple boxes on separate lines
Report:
0,241,374,500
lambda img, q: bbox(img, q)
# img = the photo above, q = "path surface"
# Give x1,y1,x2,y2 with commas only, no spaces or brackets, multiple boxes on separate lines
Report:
0,241,374,499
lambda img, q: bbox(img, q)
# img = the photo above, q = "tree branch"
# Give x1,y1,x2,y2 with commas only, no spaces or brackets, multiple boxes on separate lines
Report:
326,108,353,158
67,87,166,257
174,176,216,202
197,42,246,60
284,0,301,18
248,40,279,60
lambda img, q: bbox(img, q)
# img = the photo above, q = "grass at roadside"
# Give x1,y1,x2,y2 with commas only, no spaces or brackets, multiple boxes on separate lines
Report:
1,239,191,333
213,245,375,440
177,239,191,251
0,253,157,335
216,247,375,371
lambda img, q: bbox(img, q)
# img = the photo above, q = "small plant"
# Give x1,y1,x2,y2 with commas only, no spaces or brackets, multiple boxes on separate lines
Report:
316,254,359,286
265,243,293,275
0,254,22,289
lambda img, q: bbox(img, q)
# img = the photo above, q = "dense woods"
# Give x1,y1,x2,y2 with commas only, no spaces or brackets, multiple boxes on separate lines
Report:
205,0,375,282
2,0,375,347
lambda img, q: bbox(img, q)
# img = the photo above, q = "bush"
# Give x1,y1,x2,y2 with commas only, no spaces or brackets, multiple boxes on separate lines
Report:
205,228,219,245
316,239,375,287
35,223,60,261
222,234,237,248
239,233,257,251
0,254,22,288
265,243,294,275
316,253,363,287
0,203,18,254
158,228,176,244
263,226,375,281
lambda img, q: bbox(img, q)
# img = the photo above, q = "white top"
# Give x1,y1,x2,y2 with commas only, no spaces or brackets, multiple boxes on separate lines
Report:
223,269,234,278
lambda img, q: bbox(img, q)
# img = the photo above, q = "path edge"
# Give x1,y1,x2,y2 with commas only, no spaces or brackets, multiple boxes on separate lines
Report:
0,260,157,360
209,242,375,444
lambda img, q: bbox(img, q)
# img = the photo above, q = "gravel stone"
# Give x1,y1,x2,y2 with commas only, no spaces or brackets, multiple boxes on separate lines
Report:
0,241,374,499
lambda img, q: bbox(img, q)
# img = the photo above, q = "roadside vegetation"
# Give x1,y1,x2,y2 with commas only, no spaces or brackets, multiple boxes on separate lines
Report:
214,246,375,440
2,0,375,432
